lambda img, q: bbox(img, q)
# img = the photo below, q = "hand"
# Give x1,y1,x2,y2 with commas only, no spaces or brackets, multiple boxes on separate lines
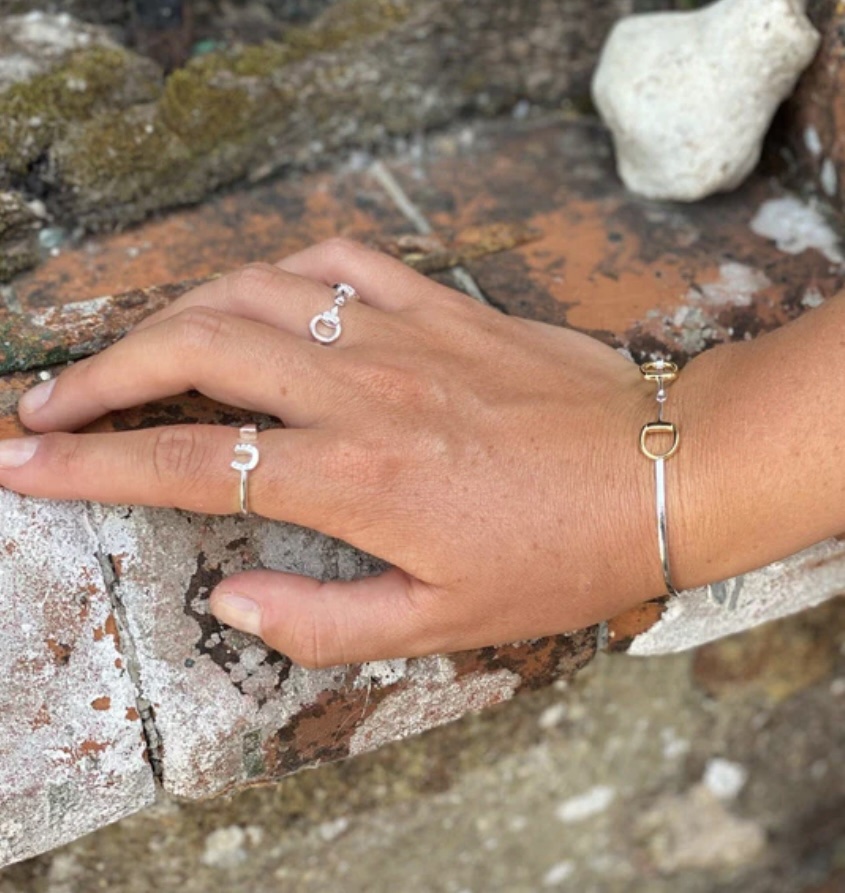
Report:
1,239,719,666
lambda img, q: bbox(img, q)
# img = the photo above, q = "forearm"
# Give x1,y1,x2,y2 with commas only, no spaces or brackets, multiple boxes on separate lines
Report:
668,292,845,590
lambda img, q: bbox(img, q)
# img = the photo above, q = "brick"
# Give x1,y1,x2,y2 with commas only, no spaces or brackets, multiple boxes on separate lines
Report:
387,121,845,360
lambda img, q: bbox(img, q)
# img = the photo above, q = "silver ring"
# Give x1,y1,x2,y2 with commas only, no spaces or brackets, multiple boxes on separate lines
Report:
309,282,359,345
231,424,259,515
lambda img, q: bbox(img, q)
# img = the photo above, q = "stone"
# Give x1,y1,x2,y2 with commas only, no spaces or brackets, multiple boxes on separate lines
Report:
0,1,677,245
592,0,821,201
0,391,597,862
691,598,843,702
0,14,163,179
0,488,156,868
628,538,845,655
0,12,122,93
782,1,845,211
636,784,767,872
0,191,39,282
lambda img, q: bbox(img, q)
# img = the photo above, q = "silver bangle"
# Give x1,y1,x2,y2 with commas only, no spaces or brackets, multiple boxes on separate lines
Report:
639,359,680,596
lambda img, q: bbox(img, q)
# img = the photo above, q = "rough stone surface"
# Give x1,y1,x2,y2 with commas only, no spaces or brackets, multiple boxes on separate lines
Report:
2,600,842,892
91,501,573,798
783,0,845,208
0,417,597,860
0,191,38,281
0,489,156,867
387,120,845,362
0,14,163,178
628,537,845,655
0,0,640,248
636,783,767,872
0,12,126,93
592,0,821,200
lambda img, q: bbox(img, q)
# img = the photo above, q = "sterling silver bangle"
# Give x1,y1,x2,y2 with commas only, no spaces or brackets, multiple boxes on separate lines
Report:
639,359,680,596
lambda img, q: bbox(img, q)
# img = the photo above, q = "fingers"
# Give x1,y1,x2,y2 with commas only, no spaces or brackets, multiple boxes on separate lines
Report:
19,308,342,433
209,567,446,666
276,237,466,312
0,425,337,528
130,263,349,340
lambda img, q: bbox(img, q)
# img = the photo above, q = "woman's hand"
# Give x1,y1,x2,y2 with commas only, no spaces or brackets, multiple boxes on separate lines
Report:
0,239,723,667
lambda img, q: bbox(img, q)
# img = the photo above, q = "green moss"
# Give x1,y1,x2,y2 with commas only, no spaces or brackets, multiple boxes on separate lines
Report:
158,64,273,155
158,0,412,153
286,0,413,54
0,47,161,175
56,106,193,205
2,0,420,231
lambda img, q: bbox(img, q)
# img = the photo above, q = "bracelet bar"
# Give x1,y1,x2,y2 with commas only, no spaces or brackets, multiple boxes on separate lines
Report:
654,456,678,596
639,358,681,597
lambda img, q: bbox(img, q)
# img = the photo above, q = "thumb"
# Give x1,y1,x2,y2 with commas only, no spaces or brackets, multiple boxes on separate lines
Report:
208,567,441,667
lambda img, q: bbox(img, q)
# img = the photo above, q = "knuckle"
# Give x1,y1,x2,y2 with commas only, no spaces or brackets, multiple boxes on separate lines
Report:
320,236,363,264
324,433,403,493
150,426,210,488
353,360,419,403
286,610,344,669
40,432,85,477
173,306,231,354
227,262,280,300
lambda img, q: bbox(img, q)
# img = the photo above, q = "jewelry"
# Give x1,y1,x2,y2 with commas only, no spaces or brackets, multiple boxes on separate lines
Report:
309,282,359,344
231,424,260,516
639,359,680,596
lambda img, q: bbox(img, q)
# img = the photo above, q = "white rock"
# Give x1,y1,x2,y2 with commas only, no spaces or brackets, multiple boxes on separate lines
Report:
750,195,844,264
703,757,748,800
542,861,575,886
200,826,248,868
555,785,616,823
592,0,820,201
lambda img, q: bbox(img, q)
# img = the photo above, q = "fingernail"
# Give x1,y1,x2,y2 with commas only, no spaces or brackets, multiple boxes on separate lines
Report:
0,436,40,469
211,592,263,637
19,378,56,415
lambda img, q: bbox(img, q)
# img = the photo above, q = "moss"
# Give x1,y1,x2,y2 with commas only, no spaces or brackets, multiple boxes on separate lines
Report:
158,0,412,153
0,46,162,176
54,105,194,208
285,0,413,53
158,63,277,155
1,0,416,225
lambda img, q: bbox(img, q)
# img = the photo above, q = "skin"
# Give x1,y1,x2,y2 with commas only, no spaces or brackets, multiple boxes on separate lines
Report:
0,238,843,667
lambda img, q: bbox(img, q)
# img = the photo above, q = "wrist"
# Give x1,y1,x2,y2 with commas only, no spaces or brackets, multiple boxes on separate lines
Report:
656,317,845,595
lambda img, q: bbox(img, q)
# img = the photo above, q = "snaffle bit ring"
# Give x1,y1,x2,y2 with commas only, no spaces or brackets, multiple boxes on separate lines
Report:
231,424,260,516
309,282,359,345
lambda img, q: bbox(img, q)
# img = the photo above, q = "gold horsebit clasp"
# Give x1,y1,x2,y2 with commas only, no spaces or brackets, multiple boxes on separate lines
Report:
639,359,680,461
